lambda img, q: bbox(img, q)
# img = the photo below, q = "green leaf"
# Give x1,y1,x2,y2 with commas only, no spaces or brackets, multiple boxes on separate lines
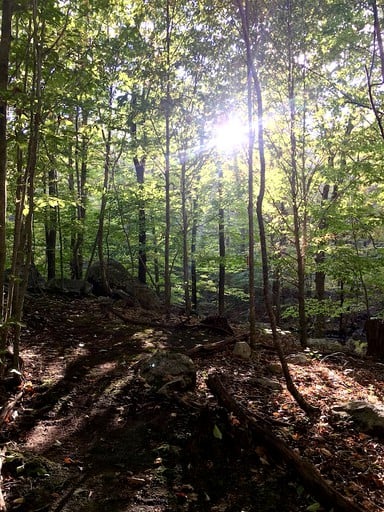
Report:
212,424,222,440
306,503,322,512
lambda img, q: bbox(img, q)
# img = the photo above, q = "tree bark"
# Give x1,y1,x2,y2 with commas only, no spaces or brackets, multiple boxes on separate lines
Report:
45,167,58,280
0,0,13,349
163,0,172,316
180,160,191,314
218,160,225,316
134,156,147,284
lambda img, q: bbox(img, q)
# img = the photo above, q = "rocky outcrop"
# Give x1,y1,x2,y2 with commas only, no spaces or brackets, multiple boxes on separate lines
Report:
46,278,93,296
4,264,46,292
87,259,161,310
333,400,384,436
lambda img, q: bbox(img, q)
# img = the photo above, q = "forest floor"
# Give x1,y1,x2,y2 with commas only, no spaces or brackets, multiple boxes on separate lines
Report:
0,295,384,512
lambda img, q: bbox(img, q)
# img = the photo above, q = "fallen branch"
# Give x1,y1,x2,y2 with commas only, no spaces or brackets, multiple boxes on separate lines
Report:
187,337,237,356
104,305,168,328
0,391,23,426
206,371,367,512
0,447,6,511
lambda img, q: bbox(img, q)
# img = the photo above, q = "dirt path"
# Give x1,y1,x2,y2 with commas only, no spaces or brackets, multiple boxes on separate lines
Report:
0,296,383,511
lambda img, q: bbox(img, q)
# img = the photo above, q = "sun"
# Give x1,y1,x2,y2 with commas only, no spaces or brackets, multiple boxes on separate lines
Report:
212,113,248,154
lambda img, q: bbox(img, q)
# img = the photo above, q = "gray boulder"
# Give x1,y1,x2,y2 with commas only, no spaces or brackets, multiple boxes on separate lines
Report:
47,278,93,296
4,264,46,292
139,351,196,392
233,341,251,360
87,259,161,310
333,400,384,436
88,259,132,295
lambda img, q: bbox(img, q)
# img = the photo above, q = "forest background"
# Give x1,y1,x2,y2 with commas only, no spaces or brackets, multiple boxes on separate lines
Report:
0,0,384,368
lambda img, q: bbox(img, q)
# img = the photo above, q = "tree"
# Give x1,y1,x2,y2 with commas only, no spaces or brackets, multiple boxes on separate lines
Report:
235,0,319,416
0,0,13,351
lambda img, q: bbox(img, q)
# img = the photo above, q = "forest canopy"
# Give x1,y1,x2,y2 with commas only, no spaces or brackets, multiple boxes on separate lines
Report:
1,0,384,354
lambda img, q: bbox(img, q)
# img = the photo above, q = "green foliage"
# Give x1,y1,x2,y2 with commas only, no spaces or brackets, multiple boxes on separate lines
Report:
2,0,384,328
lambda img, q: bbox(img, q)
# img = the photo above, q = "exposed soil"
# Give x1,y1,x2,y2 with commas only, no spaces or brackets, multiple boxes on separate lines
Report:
0,295,384,511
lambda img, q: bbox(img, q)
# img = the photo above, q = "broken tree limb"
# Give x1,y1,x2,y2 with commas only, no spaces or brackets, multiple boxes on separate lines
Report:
187,337,237,356
206,371,367,512
0,447,6,511
0,391,23,426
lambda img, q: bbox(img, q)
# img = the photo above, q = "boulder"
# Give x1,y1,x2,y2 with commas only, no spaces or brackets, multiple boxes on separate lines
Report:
333,400,384,436
139,351,196,392
87,259,132,295
46,278,92,296
251,377,282,391
87,259,161,310
4,264,46,292
286,353,312,366
233,341,251,360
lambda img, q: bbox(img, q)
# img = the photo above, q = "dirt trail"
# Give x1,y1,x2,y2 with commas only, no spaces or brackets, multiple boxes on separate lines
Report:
0,296,382,511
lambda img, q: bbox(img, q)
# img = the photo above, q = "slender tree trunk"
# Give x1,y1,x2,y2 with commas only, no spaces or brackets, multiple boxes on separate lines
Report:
134,156,147,284
0,0,12,350
164,0,172,314
45,167,58,280
218,160,225,315
70,108,88,279
235,0,319,417
287,42,308,347
180,160,191,314
6,0,42,367
95,123,112,295
314,182,331,337
246,40,256,346
191,195,198,312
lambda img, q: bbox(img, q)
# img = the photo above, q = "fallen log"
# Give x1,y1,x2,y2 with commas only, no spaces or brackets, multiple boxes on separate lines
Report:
187,337,236,356
206,372,367,512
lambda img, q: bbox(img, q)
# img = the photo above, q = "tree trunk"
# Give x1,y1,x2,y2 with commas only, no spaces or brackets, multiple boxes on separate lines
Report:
0,0,12,349
134,156,147,285
70,108,88,279
246,43,256,347
218,160,225,316
164,0,172,315
314,183,330,337
235,0,318,417
180,160,191,314
45,167,58,280
191,196,198,312
95,123,112,296
6,0,43,367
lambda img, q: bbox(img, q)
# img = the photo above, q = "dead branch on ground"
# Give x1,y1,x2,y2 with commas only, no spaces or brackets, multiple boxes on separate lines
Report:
207,371,367,512
0,447,6,511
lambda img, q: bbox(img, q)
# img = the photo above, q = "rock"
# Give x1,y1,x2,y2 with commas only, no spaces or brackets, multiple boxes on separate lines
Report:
286,353,311,365
4,264,46,292
139,351,196,392
333,400,384,436
233,341,251,360
88,259,131,294
134,283,162,310
252,377,282,391
266,363,283,375
307,338,344,352
87,259,161,310
47,278,93,296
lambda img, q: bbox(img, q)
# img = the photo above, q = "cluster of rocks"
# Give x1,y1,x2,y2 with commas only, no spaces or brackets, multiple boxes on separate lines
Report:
4,259,161,310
